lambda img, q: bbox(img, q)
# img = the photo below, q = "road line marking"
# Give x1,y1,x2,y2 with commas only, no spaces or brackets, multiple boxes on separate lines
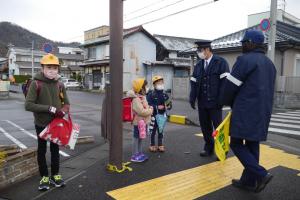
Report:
275,113,300,117
271,118,300,124
0,127,27,149
195,133,203,137
288,111,300,114
272,114,300,120
107,145,300,199
269,122,300,129
3,120,70,157
268,127,300,136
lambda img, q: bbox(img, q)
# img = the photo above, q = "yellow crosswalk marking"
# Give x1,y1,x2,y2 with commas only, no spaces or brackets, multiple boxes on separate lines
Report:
107,145,300,200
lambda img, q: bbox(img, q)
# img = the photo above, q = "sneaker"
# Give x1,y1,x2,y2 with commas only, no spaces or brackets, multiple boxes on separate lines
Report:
131,153,145,163
158,146,165,152
138,153,148,161
38,176,50,191
149,146,158,152
50,175,65,187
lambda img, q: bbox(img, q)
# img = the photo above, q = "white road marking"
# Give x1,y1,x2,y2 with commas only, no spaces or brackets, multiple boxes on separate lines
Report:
3,120,70,157
269,122,300,129
271,118,300,124
271,114,300,120
268,127,300,136
275,112,300,117
0,127,27,149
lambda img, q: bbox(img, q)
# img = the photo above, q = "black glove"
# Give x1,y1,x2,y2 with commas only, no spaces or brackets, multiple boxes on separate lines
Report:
190,101,196,110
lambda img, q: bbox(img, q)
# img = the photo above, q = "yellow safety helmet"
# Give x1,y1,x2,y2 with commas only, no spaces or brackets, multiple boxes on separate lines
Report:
40,53,60,66
152,75,163,84
132,78,146,93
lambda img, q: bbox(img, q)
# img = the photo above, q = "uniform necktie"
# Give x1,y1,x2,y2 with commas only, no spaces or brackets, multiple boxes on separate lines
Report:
204,61,208,71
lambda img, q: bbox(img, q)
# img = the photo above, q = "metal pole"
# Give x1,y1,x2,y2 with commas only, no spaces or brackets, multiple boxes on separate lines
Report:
268,0,277,62
31,40,34,78
109,0,123,169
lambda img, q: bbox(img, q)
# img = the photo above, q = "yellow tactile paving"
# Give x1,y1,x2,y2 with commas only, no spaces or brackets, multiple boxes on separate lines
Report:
107,144,300,200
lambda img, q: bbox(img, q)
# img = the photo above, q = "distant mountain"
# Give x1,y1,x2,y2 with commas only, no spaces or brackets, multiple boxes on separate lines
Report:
0,21,81,57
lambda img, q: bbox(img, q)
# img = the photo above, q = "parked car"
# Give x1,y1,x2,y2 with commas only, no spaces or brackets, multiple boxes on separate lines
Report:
60,78,81,89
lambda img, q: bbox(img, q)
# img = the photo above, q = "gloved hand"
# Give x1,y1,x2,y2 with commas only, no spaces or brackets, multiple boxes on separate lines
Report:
55,109,66,118
190,101,196,110
49,106,57,114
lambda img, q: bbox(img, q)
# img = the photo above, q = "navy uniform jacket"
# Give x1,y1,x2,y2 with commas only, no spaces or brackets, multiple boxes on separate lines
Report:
221,48,276,141
190,55,229,109
147,90,172,115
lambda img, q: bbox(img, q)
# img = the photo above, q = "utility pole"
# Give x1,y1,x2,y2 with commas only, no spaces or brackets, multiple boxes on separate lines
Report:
268,0,277,62
108,0,123,169
31,40,34,78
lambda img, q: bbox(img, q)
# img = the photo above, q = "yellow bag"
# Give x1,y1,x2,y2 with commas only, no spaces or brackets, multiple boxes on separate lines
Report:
213,112,231,161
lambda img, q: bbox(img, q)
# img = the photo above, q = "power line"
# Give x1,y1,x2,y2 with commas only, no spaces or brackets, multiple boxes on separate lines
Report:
124,0,169,17
136,0,216,26
125,0,186,22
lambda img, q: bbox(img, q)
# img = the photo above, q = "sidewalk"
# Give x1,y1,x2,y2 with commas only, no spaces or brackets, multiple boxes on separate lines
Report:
1,123,299,200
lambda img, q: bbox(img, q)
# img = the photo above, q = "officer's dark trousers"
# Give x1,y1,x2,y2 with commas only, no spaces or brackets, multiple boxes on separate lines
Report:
35,125,60,177
198,108,222,153
230,137,268,186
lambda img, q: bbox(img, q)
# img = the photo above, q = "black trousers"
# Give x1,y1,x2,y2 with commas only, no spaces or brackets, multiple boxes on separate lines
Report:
198,108,222,152
230,137,267,186
35,125,60,177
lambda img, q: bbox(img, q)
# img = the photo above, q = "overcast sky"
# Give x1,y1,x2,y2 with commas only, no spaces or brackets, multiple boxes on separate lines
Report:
0,0,299,43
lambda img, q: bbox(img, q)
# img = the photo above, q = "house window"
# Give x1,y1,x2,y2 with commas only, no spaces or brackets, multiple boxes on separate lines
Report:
88,47,96,59
295,59,300,77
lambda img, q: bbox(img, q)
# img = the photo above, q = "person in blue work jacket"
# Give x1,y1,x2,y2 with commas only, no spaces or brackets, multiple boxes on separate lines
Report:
189,40,230,157
220,30,276,193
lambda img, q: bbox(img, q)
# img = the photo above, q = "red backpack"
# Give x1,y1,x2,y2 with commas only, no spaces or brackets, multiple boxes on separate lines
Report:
122,96,145,122
122,97,134,122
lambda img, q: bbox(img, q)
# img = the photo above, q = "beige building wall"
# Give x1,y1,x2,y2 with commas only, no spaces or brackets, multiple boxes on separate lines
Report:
216,50,288,76
283,49,300,76
84,26,110,41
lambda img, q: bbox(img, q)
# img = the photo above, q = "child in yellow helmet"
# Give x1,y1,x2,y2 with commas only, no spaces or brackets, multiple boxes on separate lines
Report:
147,76,172,152
126,78,153,162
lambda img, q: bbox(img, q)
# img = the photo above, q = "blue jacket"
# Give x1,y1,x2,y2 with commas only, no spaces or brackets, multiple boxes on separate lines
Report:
147,90,171,115
221,48,276,141
190,55,229,108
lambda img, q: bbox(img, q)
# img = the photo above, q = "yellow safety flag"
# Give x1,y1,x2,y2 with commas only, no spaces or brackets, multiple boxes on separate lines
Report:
212,112,231,162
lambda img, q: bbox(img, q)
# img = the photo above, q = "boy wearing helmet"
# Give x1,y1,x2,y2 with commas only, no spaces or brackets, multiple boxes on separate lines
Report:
25,53,70,191
126,78,153,162
147,76,172,152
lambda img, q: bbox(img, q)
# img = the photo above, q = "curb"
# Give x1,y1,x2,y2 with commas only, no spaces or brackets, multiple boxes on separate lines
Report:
168,115,199,126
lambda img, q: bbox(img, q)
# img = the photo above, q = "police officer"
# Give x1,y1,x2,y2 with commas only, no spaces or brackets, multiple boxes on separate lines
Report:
189,40,229,157
221,30,276,192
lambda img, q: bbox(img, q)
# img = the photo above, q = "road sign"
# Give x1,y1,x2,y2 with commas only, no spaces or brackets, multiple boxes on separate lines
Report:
260,18,271,31
43,43,53,53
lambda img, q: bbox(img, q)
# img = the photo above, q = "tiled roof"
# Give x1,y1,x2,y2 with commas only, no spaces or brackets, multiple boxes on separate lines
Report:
212,21,300,50
154,34,205,52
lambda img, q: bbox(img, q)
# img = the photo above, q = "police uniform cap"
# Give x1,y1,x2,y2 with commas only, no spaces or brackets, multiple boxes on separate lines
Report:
195,40,212,50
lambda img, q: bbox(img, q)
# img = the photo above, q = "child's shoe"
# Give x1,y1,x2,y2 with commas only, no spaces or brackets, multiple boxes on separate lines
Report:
50,174,65,187
131,153,145,162
158,146,165,152
149,146,157,152
38,176,50,191
139,153,148,161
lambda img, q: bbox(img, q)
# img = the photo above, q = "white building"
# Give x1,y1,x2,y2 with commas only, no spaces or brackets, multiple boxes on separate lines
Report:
248,9,300,28
7,46,84,78
58,47,84,55
80,26,161,91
